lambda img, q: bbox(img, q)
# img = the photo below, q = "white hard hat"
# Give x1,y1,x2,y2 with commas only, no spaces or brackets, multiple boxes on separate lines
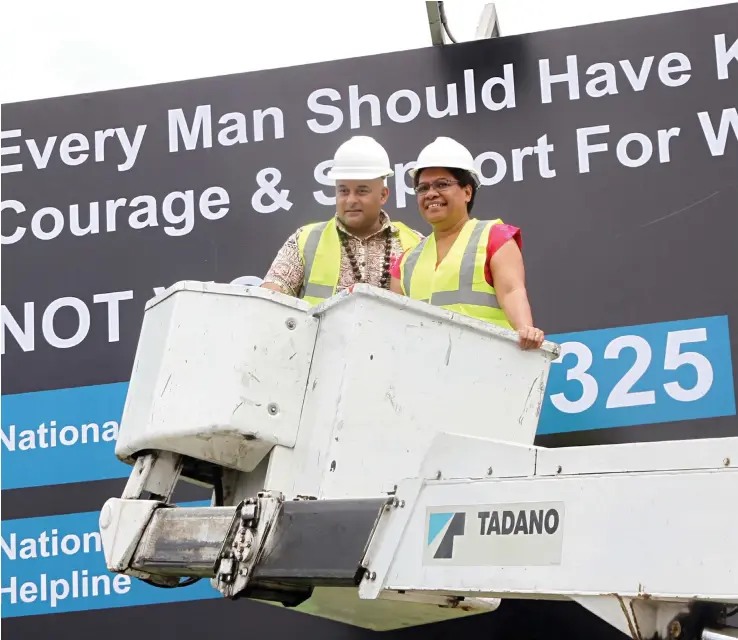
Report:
409,136,480,186
326,136,394,180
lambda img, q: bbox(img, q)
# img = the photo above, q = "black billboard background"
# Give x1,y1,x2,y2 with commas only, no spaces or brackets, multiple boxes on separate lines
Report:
2,4,737,637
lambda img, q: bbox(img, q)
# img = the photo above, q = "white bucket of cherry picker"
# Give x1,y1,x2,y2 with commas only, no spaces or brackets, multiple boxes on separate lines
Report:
291,284,559,499
115,281,319,474
114,281,559,501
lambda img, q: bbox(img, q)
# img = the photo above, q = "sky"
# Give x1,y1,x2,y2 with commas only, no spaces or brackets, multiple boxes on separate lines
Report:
1,0,735,105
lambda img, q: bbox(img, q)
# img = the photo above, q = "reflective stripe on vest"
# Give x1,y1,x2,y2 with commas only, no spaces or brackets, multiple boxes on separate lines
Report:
399,218,511,328
401,237,429,303
300,220,334,301
298,218,421,305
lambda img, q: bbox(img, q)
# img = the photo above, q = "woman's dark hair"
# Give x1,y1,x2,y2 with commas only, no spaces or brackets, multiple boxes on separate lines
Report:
413,167,478,213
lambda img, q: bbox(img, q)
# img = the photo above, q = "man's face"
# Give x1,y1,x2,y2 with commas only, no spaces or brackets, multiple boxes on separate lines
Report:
335,178,389,233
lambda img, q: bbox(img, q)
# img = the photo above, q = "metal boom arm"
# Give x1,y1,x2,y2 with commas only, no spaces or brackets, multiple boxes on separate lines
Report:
100,433,738,640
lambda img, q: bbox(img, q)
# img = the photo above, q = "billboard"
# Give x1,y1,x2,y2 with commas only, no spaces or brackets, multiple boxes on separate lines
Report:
2,3,737,637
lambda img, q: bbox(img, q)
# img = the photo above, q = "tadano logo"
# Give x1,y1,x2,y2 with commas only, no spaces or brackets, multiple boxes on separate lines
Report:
424,502,566,567
427,512,466,559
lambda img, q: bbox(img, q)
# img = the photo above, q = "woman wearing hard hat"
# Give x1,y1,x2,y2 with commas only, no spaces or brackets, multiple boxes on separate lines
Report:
389,136,544,351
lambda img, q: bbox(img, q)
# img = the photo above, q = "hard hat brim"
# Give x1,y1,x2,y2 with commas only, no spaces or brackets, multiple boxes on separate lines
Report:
408,164,481,187
326,168,395,180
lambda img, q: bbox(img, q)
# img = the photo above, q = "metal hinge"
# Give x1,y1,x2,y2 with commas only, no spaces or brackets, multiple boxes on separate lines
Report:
212,490,284,598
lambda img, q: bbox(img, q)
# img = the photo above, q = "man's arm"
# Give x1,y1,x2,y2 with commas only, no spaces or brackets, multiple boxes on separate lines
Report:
489,239,544,350
261,230,304,297
261,281,285,293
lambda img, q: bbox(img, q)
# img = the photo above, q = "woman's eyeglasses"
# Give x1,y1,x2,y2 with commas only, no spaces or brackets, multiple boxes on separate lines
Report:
413,179,460,195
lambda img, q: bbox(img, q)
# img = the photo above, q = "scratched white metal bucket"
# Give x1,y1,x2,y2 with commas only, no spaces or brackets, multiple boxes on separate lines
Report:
114,281,558,500
293,284,560,500
115,281,318,473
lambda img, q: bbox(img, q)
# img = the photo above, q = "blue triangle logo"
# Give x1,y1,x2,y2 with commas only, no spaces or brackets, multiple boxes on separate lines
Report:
428,513,454,545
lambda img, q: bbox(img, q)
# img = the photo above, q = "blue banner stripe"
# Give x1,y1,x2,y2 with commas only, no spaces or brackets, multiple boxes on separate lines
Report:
1,502,217,617
1,382,131,490
538,315,736,434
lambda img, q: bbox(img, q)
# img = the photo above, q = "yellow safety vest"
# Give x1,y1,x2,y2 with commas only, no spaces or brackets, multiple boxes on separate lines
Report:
398,218,513,329
297,217,421,305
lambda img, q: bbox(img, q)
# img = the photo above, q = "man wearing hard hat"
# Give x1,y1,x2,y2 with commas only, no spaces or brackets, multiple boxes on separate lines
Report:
262,136,423,304
389,136,545,351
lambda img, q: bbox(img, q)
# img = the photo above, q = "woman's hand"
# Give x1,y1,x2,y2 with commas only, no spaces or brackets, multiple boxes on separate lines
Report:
517,325,545,350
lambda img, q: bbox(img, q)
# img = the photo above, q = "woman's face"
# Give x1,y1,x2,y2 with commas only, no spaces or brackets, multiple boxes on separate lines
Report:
415,167,472,226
